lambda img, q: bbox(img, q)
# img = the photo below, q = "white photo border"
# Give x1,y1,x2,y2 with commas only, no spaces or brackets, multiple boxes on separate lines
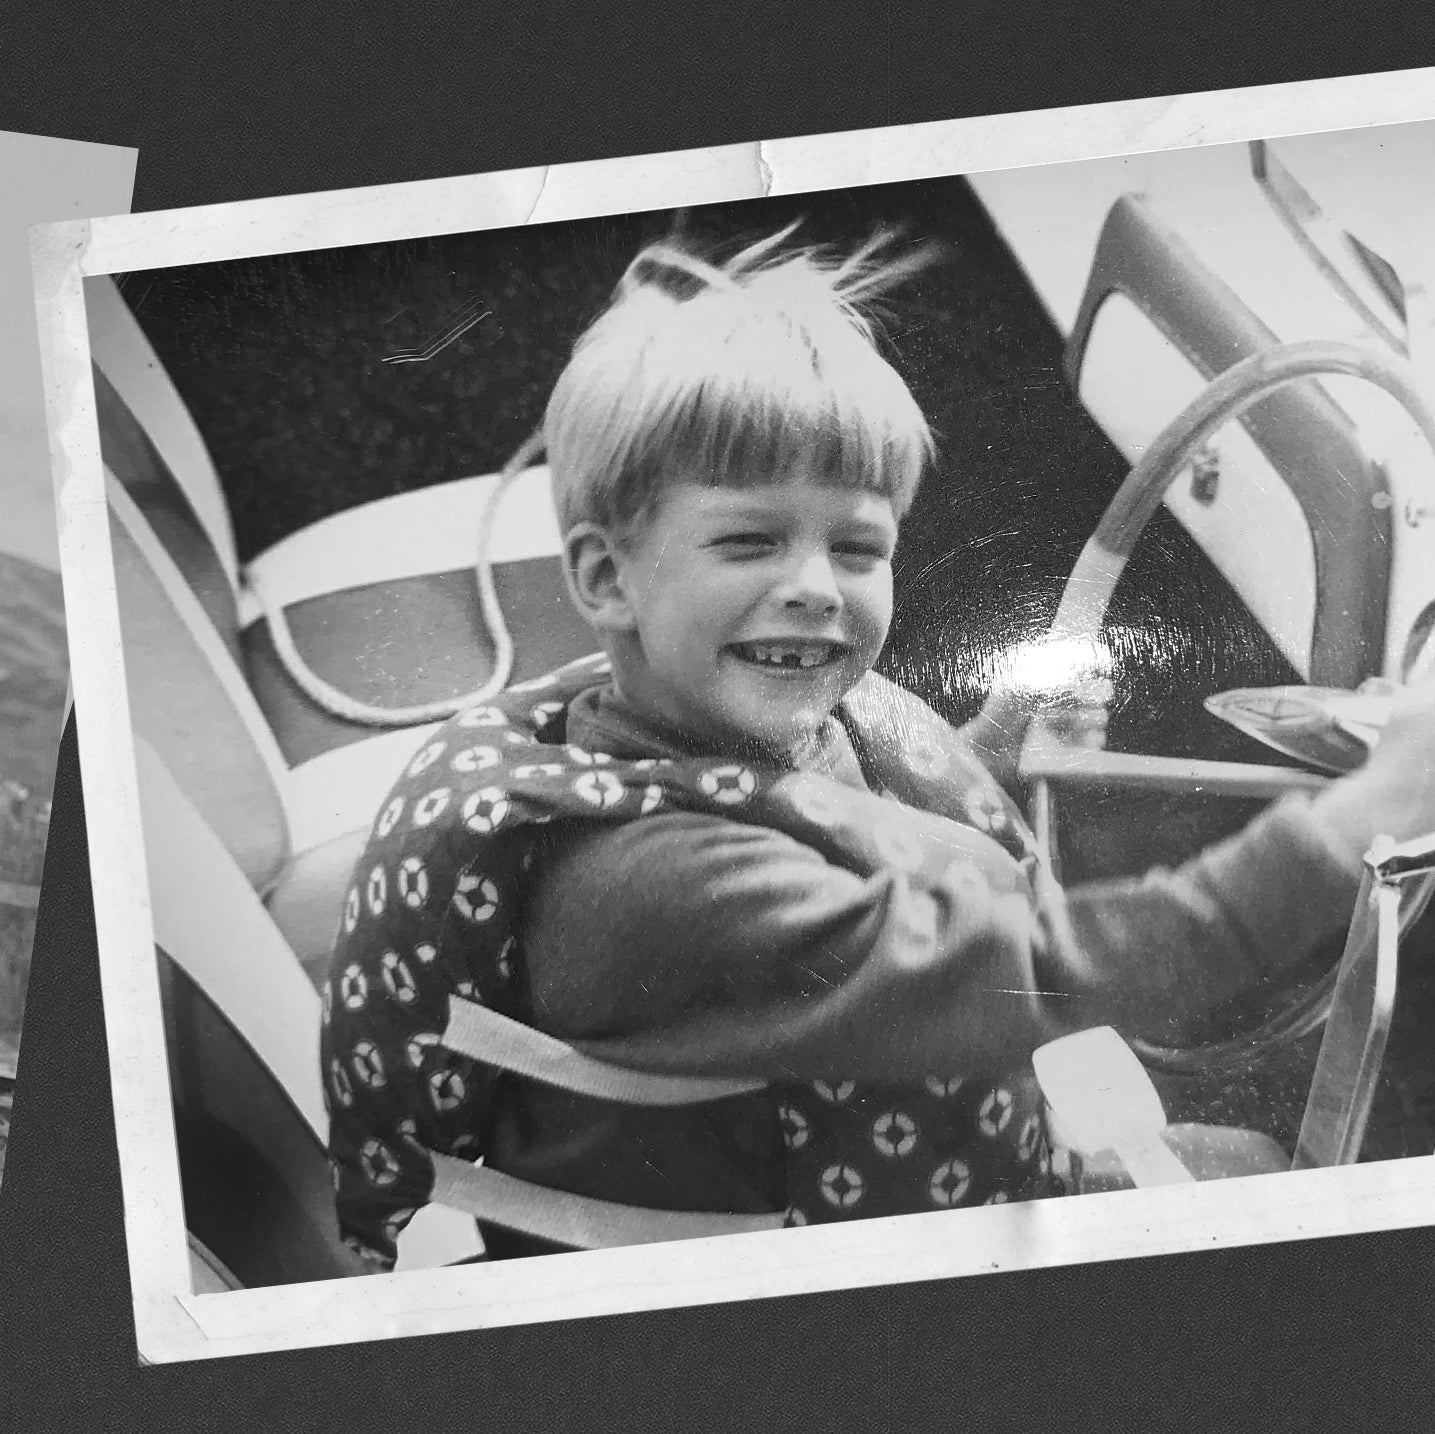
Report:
32,65,1435,1364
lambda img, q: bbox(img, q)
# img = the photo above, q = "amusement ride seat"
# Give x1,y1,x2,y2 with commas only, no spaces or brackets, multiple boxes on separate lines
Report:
86,274,593,1281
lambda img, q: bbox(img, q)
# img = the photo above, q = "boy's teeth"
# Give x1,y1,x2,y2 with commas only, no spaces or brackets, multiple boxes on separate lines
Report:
746,642,833,668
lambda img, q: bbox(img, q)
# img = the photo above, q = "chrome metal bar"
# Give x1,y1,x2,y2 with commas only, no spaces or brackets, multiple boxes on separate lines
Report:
1030,776,1061,882
1369,831,1435,883
1020,743,1329,799
1292,833,1435,1170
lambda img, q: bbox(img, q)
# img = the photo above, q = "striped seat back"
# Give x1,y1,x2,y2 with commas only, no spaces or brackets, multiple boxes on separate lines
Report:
241,467,596,766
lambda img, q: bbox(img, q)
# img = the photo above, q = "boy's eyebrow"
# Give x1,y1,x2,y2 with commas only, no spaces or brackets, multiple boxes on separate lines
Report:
833,509,900,542
694,500,786,528
700,492,896,525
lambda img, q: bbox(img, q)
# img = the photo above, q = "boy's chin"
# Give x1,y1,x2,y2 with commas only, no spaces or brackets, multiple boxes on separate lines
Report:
727,705,833,756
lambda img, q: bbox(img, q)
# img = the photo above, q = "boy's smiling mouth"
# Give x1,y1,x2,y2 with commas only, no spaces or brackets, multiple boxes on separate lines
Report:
728,639,845,670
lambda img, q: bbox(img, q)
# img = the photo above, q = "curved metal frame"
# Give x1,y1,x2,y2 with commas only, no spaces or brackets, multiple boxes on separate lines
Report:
1020,337,1435,1077
1066,195,1395,687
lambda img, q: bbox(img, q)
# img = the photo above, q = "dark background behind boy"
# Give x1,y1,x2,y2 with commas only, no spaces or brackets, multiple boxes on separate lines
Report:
5,11,1435,1415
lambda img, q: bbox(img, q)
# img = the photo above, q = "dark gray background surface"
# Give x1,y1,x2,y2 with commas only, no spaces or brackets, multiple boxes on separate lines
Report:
3,3,1435,1429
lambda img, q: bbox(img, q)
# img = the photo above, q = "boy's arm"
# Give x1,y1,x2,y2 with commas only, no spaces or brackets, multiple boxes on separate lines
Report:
1060,675,1435,1035
520,795,1357,1079
526,682,1434,1079
1060,794,1361,1042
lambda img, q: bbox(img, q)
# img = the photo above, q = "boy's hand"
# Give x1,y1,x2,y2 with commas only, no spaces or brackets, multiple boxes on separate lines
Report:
960,668,1115,788
1308,678,1435,870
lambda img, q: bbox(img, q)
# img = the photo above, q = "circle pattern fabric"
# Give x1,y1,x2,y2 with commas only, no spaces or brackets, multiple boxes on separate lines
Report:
323,654,1063,1267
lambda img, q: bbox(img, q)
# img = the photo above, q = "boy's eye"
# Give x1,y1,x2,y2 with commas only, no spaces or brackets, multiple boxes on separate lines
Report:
713,532,777,552
834,541,893,562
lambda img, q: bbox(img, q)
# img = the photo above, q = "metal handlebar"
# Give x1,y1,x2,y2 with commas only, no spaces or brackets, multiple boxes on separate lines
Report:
1292,834,1435,1169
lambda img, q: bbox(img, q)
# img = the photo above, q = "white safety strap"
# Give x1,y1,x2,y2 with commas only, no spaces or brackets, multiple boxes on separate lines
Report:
430,1153,785,1248
441,996,768,1105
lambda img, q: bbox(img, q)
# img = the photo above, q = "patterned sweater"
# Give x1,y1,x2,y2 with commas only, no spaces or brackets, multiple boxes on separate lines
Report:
323,656,1361,1264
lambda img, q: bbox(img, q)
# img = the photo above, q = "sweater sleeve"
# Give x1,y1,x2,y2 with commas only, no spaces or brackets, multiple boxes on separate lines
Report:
1061,795,1361,1040
520,792,1362,1081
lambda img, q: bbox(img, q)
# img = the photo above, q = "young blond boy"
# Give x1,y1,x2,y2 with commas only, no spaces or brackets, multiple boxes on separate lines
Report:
324,228,1435,1265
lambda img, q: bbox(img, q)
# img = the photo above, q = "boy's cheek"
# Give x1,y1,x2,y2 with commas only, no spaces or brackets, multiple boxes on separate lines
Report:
844,639,886,688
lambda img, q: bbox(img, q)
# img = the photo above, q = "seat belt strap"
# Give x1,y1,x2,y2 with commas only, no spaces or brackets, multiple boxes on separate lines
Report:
430,1153,786,1249
441,995,768,1106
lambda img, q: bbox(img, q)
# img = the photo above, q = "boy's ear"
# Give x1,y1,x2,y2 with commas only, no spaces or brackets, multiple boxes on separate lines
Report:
562,522,637,632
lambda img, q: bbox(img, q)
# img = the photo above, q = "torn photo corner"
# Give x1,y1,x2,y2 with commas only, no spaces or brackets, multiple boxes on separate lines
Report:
32,67,1435,1364
0,129,136,1189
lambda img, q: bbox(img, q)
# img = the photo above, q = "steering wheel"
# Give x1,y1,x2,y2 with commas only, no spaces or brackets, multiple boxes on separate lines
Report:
1017,337,1435,1076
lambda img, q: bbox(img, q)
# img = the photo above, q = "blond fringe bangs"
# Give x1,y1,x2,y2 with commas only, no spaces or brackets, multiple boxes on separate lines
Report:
546,224,937,532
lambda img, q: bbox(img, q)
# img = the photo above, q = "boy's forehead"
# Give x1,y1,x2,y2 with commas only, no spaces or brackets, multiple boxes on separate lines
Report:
661,476,898,526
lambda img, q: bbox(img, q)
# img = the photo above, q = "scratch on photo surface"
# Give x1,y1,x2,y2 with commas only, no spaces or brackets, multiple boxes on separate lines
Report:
132,280,157,314
638,530,677,597
783,955,838,990
381,296,491,364
983,988,1087,998
642,1152,679,1190
115,273,156,315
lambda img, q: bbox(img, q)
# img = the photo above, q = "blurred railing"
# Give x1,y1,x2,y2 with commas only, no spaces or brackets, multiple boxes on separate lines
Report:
1,773,50,1088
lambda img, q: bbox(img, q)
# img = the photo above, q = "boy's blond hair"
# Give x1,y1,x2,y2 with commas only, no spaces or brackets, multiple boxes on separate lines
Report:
544,223,937,536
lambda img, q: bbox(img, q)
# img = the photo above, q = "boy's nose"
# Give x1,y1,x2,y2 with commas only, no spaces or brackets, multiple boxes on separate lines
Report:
781,551,843,613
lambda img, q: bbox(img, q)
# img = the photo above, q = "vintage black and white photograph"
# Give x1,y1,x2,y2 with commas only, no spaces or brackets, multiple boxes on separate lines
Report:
33,76,1435,1362
0,128,135,1189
